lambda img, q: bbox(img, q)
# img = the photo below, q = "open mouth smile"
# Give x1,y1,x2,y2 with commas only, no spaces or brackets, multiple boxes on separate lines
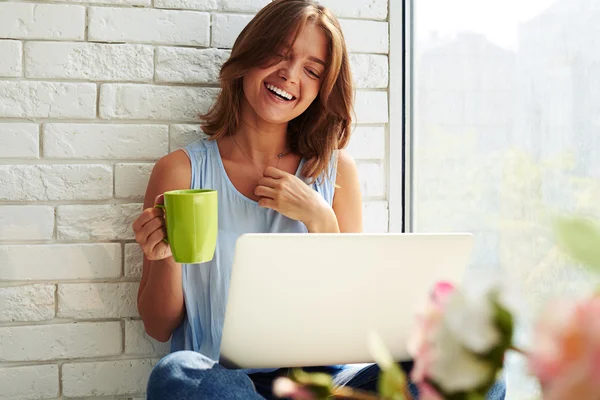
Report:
264,83,296,102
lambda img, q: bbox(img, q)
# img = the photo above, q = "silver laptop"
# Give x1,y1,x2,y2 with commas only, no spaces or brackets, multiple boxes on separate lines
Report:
219,233,473,369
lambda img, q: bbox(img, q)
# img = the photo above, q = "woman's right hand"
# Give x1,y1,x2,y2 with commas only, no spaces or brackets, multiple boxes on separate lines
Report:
132,195,172,261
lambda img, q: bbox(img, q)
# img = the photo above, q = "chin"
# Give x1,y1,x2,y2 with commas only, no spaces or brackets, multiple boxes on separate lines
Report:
258,113,294,125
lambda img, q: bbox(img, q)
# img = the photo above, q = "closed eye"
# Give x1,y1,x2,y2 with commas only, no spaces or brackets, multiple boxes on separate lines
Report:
306,68,320,79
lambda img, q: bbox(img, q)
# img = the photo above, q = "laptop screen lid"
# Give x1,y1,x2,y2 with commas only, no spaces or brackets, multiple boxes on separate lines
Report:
219,233,473,369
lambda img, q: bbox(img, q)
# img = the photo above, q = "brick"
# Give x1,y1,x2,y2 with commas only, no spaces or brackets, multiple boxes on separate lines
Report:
363,201,389,233
346,126,386,160
170,124,205,151
0,3,85,40
0,123,39,159
0,365,59,400
0,244,121,281
0,322,122,362
57,204,142,241
0,164,112,201
211,14,253,48
125,320,170,355
89,7,210,46
155,0,217,10
25,42,153,82
350,54,388,89
355,91,389,123
62,359,156,397
320,0,387,19
217,0,269,12
0,206,54,241
339,20,389,54
58,282,140,319
0,285,55,322
0,40,22,77
100,84,219,121
0,81,96,119
357,162,385,197
125,243,144,278
51,0,149,5
156,47,229,84
115,163,154,199
43,124,168,159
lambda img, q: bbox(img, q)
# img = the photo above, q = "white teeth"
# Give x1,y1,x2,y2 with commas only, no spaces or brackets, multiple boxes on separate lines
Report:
267,83,293,100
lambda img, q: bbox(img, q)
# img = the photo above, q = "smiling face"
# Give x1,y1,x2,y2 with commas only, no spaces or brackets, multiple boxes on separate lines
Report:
241,22,328,125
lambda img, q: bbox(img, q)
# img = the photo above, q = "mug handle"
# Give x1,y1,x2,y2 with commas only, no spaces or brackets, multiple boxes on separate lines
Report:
154,204,169,244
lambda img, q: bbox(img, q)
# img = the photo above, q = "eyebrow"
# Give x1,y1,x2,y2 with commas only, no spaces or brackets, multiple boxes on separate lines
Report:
308,56,326,67
281,44,326,67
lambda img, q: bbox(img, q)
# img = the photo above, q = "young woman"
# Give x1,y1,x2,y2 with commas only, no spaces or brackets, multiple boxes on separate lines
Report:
132,1,505,398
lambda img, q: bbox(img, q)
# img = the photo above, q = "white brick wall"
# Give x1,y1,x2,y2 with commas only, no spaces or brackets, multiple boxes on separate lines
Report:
0,82,97,119
99,84,219,120
0,123,39,159
0,322,122,361
43,124,169,159
0,3,85,40
0,364,59,400
0,206,54,240
0,0,392,398
0,40,22,77
0,285,55,322
88,7,211,46
0,244,121,280
62,359,157,397
25,43,155,82
57,283,140,319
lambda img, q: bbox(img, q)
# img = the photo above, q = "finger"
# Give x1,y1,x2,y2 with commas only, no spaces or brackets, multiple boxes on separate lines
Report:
263,166,287,179
133,208,162,231
254,185,277,199
154,194,165,206
257,177,280,188
258,197,276,210
145,226,167,253
142,217,165,239
140,208,164,229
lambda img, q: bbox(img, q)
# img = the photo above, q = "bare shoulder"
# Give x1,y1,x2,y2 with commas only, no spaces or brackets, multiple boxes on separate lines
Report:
335,149,359,185
143,150,192,208
333,149,363,232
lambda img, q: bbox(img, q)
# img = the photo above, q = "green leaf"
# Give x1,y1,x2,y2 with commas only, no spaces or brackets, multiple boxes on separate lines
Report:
555,216,600,272
289,369,334,399
377,364,406,400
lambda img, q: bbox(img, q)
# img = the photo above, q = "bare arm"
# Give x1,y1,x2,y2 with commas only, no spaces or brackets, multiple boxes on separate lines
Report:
135,150,191,342
332,149,363,233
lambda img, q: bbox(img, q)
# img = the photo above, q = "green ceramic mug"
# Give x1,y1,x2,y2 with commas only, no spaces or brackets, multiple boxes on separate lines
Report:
155,189,218,264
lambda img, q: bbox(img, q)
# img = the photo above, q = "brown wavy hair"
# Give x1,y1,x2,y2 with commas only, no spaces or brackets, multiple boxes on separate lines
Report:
200,0,354,182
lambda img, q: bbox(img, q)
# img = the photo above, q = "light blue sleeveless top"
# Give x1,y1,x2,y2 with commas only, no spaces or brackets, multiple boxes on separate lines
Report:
170,138,337,369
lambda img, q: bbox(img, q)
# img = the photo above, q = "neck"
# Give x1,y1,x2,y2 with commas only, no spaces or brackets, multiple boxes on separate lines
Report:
233,101,289,164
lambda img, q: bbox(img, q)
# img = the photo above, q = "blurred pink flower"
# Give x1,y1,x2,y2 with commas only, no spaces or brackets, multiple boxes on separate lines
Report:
408,281,456,397
529,296,600,400
272,377,316,400
431,281,455,306
409,280,514,396
419,382,445,400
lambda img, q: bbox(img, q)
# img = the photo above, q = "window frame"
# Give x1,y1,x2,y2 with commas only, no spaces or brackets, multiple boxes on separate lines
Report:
388,0,411,233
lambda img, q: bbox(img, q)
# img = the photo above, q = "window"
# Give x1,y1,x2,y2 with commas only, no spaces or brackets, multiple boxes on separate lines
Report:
409,0,600,395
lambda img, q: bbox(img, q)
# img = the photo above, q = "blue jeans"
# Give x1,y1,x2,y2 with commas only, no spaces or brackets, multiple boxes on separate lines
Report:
147,351,506,400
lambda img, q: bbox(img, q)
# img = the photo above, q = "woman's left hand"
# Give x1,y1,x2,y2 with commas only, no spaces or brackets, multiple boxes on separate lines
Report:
255,167,338,232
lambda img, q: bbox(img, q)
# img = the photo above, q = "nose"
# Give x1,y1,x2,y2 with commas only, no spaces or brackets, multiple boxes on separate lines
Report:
278,59,300,85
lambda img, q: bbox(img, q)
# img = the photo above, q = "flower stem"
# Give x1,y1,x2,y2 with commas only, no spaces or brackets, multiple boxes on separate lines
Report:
508,344,527,355
332,386,414,400
332,386,384,400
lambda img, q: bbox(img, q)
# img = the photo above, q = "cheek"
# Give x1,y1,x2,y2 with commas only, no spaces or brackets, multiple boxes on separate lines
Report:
302,80,321,104
242,70,266,97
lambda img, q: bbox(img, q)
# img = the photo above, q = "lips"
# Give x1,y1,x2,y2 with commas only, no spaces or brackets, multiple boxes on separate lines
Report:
264,82,296,102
